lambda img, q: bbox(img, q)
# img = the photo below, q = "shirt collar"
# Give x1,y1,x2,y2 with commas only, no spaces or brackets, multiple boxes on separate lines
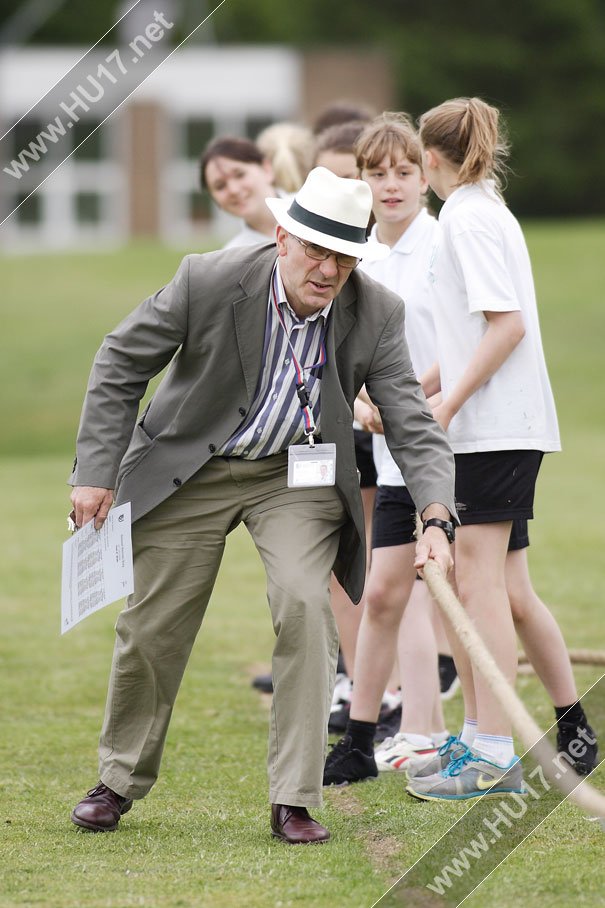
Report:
368,207,429,256
440,180,500,217
273,261,333,323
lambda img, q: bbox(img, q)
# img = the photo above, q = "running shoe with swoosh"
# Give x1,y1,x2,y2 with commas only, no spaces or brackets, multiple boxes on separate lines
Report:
406,749,526,801
406,735,468,780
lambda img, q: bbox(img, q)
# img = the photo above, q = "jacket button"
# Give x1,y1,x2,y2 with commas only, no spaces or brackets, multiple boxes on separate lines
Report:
208,444,216,453
239,407,246,417
173,478,182,487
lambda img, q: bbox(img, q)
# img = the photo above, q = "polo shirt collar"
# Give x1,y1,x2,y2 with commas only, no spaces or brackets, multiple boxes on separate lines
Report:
441,180,499,216
369,207,429,256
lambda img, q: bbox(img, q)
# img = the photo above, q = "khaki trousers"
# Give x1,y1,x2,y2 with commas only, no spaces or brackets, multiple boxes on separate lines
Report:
98,452,346,808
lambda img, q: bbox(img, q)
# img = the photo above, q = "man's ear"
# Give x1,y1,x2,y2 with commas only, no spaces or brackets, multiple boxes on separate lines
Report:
276,226,288,257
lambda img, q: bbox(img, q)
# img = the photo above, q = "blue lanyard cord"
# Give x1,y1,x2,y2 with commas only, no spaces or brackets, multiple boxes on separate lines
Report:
271,271,327,440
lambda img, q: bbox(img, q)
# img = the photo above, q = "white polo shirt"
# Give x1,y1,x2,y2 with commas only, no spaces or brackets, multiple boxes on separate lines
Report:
360,208,440,486
431,182,560,454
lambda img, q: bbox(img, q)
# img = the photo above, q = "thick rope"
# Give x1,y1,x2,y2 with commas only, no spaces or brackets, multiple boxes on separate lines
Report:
518,648,605,667
422,558,605,818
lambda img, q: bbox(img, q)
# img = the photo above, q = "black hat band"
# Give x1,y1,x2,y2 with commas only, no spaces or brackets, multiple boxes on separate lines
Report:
287,199,367,244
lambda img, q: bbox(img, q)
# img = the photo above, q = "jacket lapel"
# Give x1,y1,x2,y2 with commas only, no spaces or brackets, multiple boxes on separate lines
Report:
233,248,276,400
331,276,357,353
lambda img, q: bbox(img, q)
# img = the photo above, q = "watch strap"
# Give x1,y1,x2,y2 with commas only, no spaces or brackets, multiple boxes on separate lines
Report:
422,517,455,542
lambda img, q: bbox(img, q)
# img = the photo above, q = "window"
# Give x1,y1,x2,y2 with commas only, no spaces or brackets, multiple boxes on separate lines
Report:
75,192,102,223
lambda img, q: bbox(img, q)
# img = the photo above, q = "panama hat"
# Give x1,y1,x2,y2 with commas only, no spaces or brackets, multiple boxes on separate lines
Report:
266,166,389,260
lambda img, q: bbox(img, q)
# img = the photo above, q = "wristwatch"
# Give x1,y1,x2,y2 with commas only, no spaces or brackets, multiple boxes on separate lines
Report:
422,517,455,544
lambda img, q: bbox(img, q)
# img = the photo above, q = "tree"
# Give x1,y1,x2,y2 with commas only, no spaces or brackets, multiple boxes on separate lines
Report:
3,0,604,215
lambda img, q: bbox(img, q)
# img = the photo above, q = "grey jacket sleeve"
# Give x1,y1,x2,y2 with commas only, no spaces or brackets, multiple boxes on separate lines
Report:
70,256,191,488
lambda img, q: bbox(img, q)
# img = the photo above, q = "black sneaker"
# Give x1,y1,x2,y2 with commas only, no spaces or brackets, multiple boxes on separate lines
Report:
438,654,460,700
556,718,599,775
374,704,402,745
251,673,273,693
328,701,351,734
323,735,378,786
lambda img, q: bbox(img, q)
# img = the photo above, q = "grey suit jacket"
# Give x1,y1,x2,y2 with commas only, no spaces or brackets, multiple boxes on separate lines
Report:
70,244,455,602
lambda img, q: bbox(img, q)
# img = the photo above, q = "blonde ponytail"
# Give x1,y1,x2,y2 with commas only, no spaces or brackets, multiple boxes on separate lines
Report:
419,97,509,191
256,122,315,194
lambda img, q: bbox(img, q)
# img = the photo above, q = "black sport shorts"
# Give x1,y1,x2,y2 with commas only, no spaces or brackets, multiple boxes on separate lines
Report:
372,485,417,548
508,518,529,551
354,429,377,489
455,450,543,526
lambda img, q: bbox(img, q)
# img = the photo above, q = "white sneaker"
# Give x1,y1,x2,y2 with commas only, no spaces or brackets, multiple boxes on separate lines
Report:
330,673,352,712
381,688,402,712
374,733,438,772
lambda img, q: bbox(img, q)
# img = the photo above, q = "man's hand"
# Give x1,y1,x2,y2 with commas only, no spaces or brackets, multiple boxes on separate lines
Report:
70,486,114,530
414,526,454,577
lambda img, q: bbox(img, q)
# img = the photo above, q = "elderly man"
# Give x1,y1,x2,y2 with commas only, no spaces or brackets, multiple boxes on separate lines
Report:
69,166,456,844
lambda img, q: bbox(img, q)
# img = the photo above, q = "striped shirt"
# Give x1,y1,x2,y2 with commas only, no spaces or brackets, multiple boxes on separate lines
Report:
216,263,331,458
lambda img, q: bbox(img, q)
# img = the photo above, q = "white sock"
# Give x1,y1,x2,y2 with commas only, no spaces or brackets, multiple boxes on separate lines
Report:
473,733,515,767
401,732,433,748
432,729,450,747
459,717,477,748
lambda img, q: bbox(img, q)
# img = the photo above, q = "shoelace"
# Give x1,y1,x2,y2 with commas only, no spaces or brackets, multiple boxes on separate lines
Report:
329,736,354,758
86,783,110,797
442,750,479,778
557,720,595,745
86,782,128,803
378,733,408,751
438,735,461,756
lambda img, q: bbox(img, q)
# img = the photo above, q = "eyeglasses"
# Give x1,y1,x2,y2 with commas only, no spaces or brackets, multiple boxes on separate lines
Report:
291,235,360,269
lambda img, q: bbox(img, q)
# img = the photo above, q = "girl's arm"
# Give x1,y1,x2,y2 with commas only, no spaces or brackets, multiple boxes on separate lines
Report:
354,391,384,434
420,361,441,398
433,309,525,431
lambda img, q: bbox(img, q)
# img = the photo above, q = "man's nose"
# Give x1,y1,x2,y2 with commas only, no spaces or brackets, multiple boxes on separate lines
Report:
319,254,338,277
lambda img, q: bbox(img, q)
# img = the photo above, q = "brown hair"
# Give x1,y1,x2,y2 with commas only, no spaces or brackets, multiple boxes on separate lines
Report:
312,100,375,135
355,111,423,173
199,136,265,191
313,120,366,164
418,97,509,190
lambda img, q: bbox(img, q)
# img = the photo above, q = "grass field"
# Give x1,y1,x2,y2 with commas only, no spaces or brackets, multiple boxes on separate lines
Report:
1,222,604,907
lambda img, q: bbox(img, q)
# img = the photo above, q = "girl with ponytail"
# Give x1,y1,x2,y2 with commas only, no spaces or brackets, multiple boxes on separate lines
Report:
407,98,563,801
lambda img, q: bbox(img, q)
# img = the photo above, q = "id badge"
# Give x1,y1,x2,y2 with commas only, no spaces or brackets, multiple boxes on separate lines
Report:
288,443,337,488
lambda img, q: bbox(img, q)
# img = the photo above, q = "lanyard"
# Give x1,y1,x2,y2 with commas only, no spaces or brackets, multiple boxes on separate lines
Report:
271,270,327,447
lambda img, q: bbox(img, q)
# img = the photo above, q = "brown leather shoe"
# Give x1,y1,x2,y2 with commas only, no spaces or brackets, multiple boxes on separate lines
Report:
270,804,330,844
71,782,133,832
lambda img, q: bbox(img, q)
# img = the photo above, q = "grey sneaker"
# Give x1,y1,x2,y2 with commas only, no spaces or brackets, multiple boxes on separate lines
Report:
406,735,468,780
406,750,526,801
